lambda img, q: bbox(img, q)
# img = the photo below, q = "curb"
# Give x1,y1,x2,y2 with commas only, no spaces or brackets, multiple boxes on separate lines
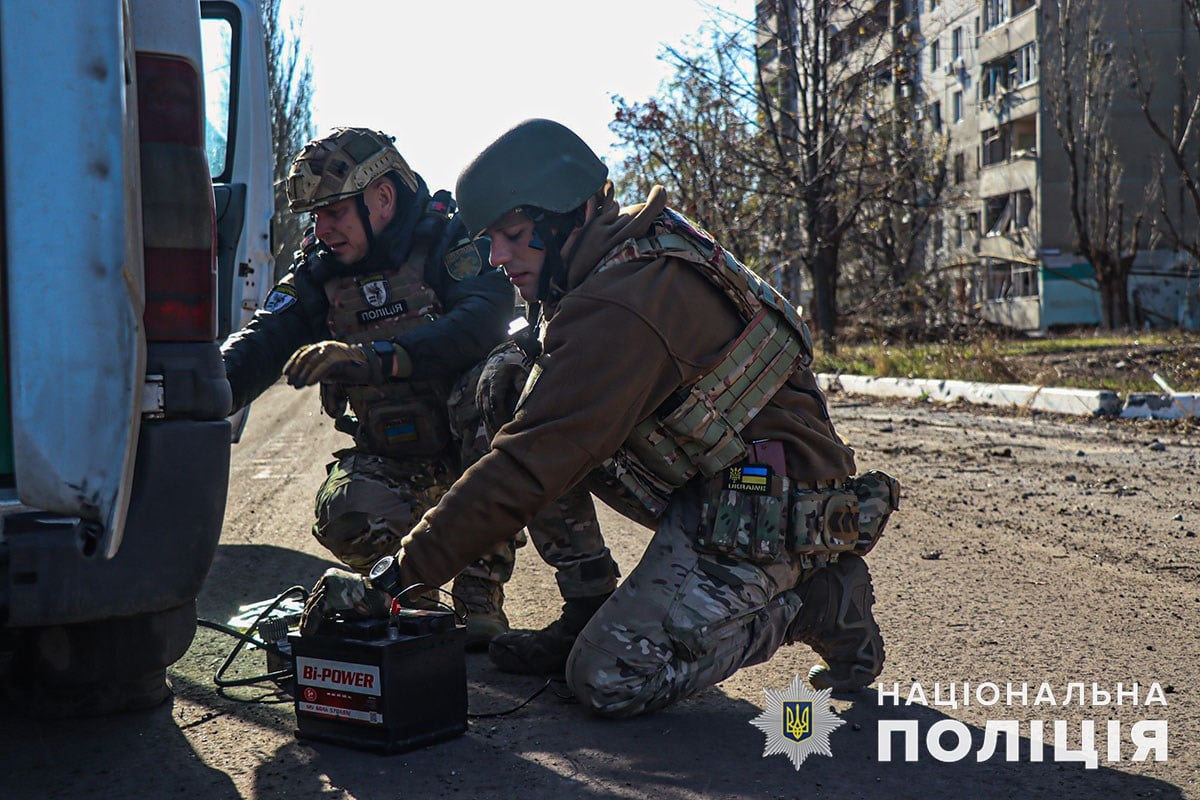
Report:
816,374,1197,420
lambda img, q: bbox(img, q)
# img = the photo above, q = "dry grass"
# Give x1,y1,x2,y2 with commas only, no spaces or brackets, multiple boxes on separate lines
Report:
813,330,1200,393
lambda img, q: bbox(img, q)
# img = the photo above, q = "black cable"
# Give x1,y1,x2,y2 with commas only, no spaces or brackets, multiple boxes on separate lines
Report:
467,678,560,719
196,585,307,689
197,583,565,717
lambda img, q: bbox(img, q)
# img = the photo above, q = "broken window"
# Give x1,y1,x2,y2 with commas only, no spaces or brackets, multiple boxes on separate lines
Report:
984,190,1034,236
981,126,1009,165
983,0,1008,30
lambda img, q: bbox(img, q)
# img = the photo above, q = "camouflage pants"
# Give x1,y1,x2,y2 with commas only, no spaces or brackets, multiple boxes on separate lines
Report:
312,449,516,583
312,361,515,584
476,342,620,599
565,482,808,718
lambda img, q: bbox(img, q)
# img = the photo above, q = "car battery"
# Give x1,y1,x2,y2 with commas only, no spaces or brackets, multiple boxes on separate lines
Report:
289,608,466,753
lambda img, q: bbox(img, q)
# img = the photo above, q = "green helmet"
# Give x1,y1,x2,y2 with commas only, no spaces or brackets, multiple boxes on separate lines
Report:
286,127,419,213
455,118,608,237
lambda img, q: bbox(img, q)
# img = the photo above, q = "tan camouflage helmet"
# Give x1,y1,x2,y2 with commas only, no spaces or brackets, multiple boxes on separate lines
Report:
285,127,419,213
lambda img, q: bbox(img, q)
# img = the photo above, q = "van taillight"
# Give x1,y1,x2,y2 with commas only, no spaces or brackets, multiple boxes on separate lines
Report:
136,53,217,342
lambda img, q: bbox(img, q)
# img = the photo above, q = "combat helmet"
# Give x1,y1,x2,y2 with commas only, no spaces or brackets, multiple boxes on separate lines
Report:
286,127,419,214
455,118,608,238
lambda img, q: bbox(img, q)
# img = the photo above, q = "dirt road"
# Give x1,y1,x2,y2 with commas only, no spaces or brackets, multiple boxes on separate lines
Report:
4,383,1197,799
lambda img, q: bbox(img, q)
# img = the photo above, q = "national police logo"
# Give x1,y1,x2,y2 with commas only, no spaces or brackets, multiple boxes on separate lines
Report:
359,277,390,308
750,675,844,769
263,284,298,313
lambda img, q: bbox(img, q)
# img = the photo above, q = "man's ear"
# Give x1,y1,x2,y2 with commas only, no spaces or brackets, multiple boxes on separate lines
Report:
370,177,397,223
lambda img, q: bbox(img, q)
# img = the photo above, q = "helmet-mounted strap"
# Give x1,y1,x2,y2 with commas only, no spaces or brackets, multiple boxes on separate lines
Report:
355,192,376,252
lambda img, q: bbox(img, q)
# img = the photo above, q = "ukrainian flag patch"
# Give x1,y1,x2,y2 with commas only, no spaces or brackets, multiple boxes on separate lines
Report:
725,464,771,494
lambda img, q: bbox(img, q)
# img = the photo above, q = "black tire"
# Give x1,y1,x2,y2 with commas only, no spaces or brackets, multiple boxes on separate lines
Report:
2,601,196,717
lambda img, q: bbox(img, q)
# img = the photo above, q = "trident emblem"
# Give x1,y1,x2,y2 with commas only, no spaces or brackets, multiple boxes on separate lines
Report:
783,701,812,742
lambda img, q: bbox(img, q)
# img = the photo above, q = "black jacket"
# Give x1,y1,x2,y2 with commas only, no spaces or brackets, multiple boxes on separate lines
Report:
221,188,513,413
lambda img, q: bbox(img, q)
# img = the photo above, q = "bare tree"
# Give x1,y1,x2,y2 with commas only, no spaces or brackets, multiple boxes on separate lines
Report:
610,20,770,271
609,1,924,350
1129,0,1200,266
1043,0,1145,328
261,0,314,279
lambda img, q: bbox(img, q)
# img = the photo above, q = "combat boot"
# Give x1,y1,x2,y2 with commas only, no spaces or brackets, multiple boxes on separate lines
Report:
451,574,510,652
786,554,885,692
488,593,611,675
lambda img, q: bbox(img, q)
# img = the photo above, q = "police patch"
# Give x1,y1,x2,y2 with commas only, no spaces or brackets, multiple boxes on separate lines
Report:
443,241,483,281
263,284,298,313
358,275,390,307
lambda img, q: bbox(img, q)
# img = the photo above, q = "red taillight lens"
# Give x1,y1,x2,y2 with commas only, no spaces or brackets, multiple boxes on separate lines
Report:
142,247,217,339
136,53,216,342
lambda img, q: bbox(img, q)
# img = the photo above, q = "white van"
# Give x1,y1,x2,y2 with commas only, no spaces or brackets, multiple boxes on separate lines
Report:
0,0,274,713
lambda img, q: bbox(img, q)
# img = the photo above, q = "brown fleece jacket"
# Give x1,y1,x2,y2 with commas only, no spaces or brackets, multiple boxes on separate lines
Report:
394,185,856,589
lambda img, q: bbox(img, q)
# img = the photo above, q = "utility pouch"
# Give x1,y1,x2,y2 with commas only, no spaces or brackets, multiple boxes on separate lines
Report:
359,397,451,458
697,462,789,564
847,469,901,555
787,486,860,555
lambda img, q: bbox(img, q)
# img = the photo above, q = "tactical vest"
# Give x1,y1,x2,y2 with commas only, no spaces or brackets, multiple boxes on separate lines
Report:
589,208,816,517
324,244,453,458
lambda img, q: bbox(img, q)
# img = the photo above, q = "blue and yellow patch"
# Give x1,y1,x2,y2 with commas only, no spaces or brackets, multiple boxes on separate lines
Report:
725,464,771,494
384,422,419,444
783,701,812,743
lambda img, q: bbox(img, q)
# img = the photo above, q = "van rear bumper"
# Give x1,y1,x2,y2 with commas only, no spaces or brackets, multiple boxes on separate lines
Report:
1,418,230,626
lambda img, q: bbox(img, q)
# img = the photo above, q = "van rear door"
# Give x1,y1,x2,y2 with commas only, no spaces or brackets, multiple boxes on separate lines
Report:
0,1,144,556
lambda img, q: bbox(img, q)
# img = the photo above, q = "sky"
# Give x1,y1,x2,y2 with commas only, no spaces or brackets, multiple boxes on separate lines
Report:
279,0,752,193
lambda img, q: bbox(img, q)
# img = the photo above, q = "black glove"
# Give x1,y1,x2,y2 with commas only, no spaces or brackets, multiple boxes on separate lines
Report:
319,382,348,418
284,341,389,387
476,343,531,434
299,567,392,637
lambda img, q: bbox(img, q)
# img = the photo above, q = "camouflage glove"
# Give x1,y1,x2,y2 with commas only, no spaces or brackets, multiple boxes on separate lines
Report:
299,567,392,637
476,342,530,433
284,340,389,387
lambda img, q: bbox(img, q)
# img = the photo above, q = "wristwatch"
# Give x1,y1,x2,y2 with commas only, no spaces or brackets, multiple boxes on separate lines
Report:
371,339,396,378
368,554,402,597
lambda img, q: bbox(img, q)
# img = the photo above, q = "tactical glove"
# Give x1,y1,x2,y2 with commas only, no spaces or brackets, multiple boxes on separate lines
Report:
284,340,389,387
319,381,348,418
476,342,530,434
299,567,392,637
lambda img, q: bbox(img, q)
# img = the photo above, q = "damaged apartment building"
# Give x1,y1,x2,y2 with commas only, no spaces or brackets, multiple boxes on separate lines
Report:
759,0,1199,332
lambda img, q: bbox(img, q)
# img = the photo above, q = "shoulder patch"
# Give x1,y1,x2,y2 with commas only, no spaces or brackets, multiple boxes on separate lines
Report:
263,284,298,313
444,241,484,281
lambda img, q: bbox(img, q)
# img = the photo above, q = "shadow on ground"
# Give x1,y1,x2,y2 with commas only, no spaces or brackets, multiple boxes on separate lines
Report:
0,542,1185,800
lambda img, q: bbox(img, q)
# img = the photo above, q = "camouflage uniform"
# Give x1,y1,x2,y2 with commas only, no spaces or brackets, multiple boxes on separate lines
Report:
313,361,517,581
382,121,898,716
221,129,517,603
565,482,888,718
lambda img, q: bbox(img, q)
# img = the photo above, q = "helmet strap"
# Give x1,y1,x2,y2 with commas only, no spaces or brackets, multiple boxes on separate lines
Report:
528,206,584,304
355,192,377,253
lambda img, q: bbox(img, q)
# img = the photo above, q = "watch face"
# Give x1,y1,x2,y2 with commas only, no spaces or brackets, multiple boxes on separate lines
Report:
369,555,395,582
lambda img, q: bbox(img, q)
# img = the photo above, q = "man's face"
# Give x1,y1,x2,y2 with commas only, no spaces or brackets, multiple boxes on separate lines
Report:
311,182,388,265
485,212,546,303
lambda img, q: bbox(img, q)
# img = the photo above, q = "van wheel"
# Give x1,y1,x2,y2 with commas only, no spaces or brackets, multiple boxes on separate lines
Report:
3,602,196,717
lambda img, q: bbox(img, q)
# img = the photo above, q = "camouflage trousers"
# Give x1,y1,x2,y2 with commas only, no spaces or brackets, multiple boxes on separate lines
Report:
565,482,810,718
314,351,619,599
312,449,517,582
312,361,514,583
